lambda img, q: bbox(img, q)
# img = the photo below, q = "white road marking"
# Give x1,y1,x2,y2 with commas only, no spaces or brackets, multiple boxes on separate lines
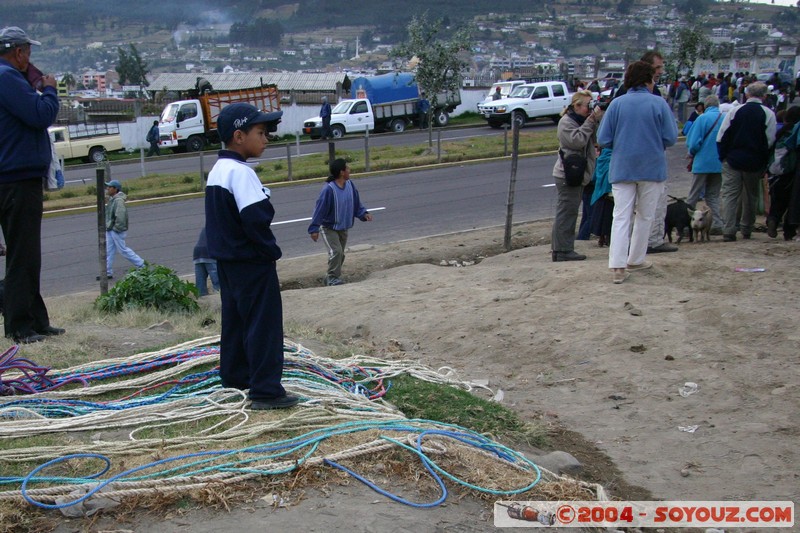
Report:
273,206,386,226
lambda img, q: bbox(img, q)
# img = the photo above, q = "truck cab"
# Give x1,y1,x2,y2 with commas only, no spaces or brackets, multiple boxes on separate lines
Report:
159,99,206,152
477,81,571,129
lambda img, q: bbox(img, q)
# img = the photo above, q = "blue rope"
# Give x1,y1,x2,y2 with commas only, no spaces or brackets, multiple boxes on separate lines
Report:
16,419,542,510
324,457,447,508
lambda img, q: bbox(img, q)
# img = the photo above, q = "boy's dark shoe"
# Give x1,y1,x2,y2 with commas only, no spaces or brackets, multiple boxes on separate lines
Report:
327,277,345,286
96,275,113,281
249,395,301,410
36,326,65,336
723,234,737,242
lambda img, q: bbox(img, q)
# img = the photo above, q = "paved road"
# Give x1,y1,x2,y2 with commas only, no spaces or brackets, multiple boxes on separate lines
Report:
27,143,693,298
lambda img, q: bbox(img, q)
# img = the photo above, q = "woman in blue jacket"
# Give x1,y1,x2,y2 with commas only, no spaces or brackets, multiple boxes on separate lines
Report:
597,61,678,284
686,95,725,232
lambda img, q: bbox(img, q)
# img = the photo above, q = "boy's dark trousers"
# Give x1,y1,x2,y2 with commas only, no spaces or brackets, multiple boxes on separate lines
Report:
217,260,286,400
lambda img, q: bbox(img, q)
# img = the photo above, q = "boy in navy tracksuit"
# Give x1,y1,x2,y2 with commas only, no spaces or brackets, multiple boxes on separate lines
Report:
204,103,299,410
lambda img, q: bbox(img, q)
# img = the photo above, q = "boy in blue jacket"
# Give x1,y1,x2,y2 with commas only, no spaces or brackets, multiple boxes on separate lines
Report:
205,103,299,410
308,159,372,286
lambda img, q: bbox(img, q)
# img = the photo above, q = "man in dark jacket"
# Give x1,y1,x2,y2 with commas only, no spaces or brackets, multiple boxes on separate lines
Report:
319,96,332,140
146,120,160,157
0,26,64,344
716,82,776,241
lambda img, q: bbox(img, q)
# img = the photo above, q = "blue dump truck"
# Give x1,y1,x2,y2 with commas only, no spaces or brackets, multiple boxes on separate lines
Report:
303,72,461,139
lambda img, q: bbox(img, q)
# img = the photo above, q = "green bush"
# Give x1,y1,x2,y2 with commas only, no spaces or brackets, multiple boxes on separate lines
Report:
95,263,199,314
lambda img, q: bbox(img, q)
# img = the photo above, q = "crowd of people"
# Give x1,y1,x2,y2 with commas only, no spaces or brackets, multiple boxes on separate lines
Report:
554,51,797,284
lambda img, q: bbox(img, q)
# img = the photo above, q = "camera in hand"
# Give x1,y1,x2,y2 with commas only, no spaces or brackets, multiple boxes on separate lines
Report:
590,99,610,111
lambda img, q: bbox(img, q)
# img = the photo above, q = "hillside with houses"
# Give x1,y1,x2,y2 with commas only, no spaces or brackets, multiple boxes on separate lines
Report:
8,0,800,96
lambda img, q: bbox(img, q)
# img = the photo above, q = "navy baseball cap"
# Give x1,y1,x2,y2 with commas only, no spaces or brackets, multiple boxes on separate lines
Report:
217,103,282,143
0,27,41,49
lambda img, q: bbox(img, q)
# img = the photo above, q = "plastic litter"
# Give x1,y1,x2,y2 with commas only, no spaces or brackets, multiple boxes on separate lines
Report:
734,267,766,273
679,382,699,397
678,425,699,433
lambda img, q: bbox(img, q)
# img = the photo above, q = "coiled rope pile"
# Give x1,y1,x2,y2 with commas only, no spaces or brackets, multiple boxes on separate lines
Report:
0,337,605,512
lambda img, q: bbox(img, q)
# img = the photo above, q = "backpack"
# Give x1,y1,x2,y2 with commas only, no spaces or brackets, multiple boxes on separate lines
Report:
768,137,797,176
146,127,157,143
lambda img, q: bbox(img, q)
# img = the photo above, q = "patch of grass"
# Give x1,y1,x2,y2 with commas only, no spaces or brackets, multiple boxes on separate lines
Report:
385,375,547,447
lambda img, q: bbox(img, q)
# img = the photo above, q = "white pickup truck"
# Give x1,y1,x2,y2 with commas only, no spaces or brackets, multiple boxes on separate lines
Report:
48,124,123,163
477,81,571,129
303,98,418,138
303,72,460,139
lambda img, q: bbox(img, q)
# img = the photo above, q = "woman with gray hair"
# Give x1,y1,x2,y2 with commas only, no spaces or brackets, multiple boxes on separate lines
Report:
685,94,725,233
550,90,603,262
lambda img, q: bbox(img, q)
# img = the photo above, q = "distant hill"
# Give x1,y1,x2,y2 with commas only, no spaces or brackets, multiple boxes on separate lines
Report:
6,0,545,36
8,0,796,76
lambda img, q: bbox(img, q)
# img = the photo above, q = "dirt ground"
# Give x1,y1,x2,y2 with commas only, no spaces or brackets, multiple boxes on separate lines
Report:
33,219,800,531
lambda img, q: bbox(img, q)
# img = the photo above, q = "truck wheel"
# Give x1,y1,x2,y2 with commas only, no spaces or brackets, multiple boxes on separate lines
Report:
331,125,345,139
512,111,526,129
88,147,106,163
434,110,449,127
187,136,205,152
390,119,406,133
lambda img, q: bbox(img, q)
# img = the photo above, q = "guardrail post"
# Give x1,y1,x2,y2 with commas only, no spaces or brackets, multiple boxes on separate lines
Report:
328,141,335,164
437,130,442,163
286,143,293,181
140,148,145,177
96,167,108,294
364,129,370,172
296,130,301,157
503,124,509,157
